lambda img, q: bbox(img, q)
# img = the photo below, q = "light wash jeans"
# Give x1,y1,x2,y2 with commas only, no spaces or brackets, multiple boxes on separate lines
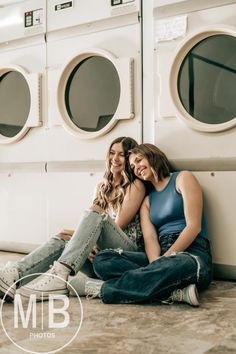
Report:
15,210,138,286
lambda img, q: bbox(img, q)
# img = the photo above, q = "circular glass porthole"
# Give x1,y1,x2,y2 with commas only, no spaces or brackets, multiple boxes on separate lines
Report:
171,30,236,132
0,70,31,138
64,55,120,132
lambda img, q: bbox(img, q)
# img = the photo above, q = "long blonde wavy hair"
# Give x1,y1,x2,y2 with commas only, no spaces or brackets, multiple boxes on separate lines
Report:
93,137,138,212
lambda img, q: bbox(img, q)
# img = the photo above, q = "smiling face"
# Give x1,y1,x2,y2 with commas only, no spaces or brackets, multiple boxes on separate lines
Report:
129,152,154,181
109,142,126,176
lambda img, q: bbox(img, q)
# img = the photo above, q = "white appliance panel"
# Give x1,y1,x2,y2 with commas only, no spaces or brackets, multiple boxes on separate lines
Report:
47,171,103,238
0,43,46,156
154,2,236,164
0,0,142,252
0,171,48,252
0,0,45,44
0,0,47,251
195,171,236,279
153,0,236,280
47,0,142,160
47,0,140,32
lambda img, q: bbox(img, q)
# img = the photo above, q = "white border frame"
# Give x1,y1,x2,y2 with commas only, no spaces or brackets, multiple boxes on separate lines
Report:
56,48,134,139
0,65,41,144
170,25,236,132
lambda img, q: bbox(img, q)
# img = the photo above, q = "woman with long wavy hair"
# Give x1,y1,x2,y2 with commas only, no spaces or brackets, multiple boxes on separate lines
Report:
0,137,146,302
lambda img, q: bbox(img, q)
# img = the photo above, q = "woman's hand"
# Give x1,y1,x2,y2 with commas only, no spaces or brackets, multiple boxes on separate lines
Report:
88,244,100,262
90,204,106,213
56,229,74,241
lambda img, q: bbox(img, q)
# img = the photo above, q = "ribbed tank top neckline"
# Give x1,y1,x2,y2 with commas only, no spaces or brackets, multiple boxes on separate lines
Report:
155,172,179,193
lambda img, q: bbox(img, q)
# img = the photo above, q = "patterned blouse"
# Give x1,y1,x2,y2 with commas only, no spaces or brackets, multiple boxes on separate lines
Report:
109,208,144,251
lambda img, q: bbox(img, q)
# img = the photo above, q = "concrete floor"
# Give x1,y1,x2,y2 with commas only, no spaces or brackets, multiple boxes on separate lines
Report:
0,251,236,354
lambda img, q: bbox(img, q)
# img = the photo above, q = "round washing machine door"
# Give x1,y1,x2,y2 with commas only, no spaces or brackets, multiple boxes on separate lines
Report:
170,28,236,132
0,65,41,144
57,49,134,138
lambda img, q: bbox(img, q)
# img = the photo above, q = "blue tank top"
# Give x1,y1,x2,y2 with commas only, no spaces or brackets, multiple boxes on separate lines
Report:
149,172,207,238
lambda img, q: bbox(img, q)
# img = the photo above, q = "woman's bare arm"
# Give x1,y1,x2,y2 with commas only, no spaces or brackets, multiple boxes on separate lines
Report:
163,171,203,256
115,179,146,229
140,196,161,262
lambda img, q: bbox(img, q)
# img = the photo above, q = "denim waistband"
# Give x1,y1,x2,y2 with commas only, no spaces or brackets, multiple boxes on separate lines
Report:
159,233,211,254
159,233,179,244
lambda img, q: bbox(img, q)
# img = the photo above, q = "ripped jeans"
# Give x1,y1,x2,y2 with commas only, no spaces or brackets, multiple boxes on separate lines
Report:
14,210,138,286
93,234,213,304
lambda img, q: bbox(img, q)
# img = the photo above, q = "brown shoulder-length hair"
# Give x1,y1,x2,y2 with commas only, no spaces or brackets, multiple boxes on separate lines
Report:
93,137,138,211
129,143,173,181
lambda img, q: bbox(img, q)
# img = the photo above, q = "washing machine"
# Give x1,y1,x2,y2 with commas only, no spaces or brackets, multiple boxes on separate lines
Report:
45,0,143,239
0,0,48,252
154,0,236,278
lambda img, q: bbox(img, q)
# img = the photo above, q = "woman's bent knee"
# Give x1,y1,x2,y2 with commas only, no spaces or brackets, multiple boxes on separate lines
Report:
93,250,118,278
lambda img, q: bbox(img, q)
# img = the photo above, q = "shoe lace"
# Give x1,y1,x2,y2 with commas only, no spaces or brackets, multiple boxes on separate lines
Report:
31,265,57,288
3,262,16,272
161,288,183,305
1,264,18,280
49,264,57,274
171,289,183,302
85,282,101,300
5,268,17,274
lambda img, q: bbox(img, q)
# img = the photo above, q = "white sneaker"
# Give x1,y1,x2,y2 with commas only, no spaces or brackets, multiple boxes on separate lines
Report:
85,280,103,299
68,272,89,297
68,274,102,299
18,261,70,301
0,263,19,302
163,284,199,307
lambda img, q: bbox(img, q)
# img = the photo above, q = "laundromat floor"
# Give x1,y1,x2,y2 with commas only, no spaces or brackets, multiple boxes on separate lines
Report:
0,251,236,354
